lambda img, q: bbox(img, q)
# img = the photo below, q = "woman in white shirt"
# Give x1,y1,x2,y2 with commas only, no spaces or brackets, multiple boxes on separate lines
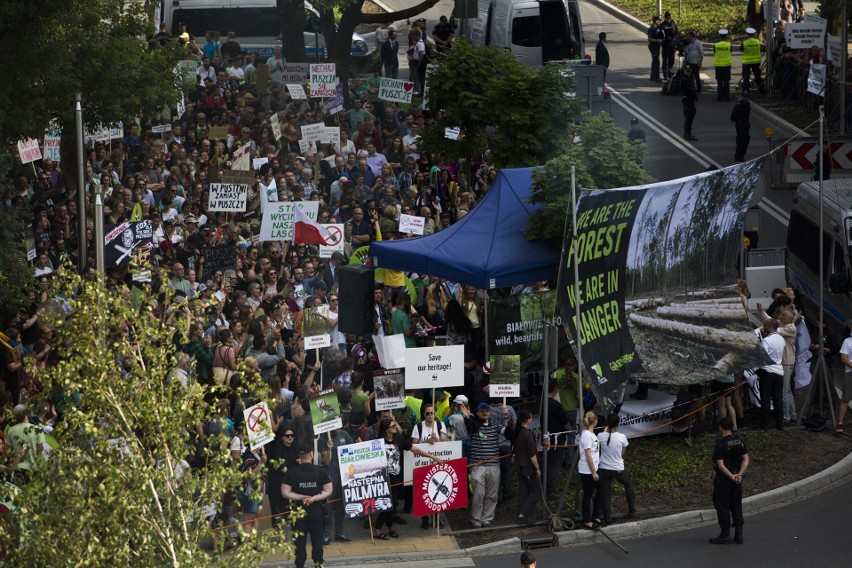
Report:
597,413,636,523
578,410,602,529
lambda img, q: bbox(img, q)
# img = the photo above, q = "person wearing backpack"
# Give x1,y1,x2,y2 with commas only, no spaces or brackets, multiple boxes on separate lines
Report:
411,402,447,528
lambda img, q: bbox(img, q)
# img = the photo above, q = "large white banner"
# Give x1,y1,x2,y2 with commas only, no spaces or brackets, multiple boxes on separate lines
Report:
404,345,465,389
258,201,320,241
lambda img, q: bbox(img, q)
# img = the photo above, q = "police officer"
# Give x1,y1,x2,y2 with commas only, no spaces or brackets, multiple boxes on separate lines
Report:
710,416,749,545
740,27,766,96
660,11,678,80
714,29,733,101
681,66,698,141
730,92,751,162
282,446,334,568
647,15,664,82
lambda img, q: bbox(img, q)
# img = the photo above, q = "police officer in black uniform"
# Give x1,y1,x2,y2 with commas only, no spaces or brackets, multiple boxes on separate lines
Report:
730,92,751,162
647,15,664,82
283,446,334,568
710,416,749,545
681,67,698,141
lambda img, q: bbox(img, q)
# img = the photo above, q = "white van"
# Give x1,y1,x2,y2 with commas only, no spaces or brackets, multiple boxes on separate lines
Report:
464,0,585,66
163,0,368,60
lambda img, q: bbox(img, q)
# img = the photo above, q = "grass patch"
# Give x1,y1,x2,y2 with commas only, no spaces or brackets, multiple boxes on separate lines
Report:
605,0,752,39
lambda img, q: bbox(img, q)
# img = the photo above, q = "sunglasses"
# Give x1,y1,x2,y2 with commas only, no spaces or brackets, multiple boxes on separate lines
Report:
283,433,295,438
425,412,435,416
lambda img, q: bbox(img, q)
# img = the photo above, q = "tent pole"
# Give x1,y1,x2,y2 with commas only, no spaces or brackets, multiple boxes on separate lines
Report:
571,166,584,430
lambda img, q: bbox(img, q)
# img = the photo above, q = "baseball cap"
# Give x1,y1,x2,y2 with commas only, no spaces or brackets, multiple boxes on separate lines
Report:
297,445,314,456
630,117,639,124
477,402,491,410
453,395,469,405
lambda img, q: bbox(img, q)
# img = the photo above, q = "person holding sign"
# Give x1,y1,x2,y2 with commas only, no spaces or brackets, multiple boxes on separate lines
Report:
462,402,513,528
411,402,448,529
282,446,334,568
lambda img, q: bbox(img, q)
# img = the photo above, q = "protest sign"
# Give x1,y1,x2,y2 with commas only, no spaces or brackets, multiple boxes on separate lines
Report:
302,306,333,349
43,129,61,162
287,83,307,100
258,201,320,241
259,178,278,212
786,21,826,49
378,77,415,104
327,82,345,114
413,458,468,516
222,169,256,185
404,442,463,487
807,64,826,95
282,62,309,84
298,138,310,153
319,126,341,150
398,214,425,235
404,345,465,389
827,34,842,67
103,221,152,268
373,334,407,369
231,142,252,171
208,183,249,212
151,124,172,134
373,369,405,411
270,113,283,141
243,402,275,450
200,243,237,280
338,439,393,519
309,63,338,97
176,95,186,119
311,389,343,435
489,355,521,398
253,157,269,171
17,139,42,164
176,60,198,83
319,224,344,258
301,122,326,145
444,127,461,140
207,126,229,140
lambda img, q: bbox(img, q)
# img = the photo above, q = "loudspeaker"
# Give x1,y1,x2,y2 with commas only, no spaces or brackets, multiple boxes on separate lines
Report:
338,265,374,336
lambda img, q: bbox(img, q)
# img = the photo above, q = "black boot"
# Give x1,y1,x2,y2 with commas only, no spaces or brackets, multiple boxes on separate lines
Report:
734,527,743,544
709,531,732,544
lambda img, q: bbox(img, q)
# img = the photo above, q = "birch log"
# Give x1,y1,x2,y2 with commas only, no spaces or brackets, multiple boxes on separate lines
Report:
628,313,759,350
656,306,749,322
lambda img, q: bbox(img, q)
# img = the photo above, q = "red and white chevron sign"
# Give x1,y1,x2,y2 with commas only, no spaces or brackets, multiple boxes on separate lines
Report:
786,141,852,170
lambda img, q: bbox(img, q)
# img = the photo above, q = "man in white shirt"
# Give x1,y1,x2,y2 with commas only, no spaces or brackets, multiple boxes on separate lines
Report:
755,318,785,430
196,57,216,83
266,47,286,86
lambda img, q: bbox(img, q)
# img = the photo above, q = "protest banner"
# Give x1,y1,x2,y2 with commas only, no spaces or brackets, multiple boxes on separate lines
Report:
311,389,343,435
413,458,468,516
557,161,770,397
378,77,415,104
282,62,309,84
398,214,425,235
200,243,237,280
208,183,249,212
103,220,153,268
309,63,338,97
786,21,826,49
207,125,230,140
489,355,521,398
302,306,333,349
404,345,464,389
287,83,307,100
487,290,562,375
319,224,344,258
231,142,252,171
404,442,462,487
176,60,198,83
373,369,405,411
270,112,283,141
243,402,275,450
259,178,278,212
807,64,826,95
43,129,61,161
17,139,42,164
338,439,393,519
258,201,320,241
221,169,256,185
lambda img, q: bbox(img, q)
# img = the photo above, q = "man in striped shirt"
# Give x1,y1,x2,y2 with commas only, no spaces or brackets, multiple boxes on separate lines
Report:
463,403,513,528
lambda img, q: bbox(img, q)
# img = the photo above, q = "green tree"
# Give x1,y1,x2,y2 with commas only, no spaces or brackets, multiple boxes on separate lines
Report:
0,0,183,193
526,112,654,245
418,40,580,169
1,265,295,565
0,193,35,321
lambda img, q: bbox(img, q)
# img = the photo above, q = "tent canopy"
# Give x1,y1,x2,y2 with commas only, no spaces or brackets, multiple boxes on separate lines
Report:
371,168,561,289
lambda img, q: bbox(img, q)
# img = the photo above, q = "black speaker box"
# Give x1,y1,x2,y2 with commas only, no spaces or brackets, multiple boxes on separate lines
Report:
338,264,374,336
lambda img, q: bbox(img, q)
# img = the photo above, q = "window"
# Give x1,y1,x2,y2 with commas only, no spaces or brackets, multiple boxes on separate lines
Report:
786,209,831,278
512,16,542,48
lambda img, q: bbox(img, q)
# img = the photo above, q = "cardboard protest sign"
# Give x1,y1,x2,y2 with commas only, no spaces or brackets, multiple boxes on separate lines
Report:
319,224,344,258
309,63,338,97
413,458,468,516
405,442,463,487
489,354,521,397
207,126,230,140
258,201,320,241
221,169,256,185
373,369,406,411
200,243,237,280
404,345,465,389
103,220,153,268
311,389,343,435
43,129,61,162
208,183,249,212
338,439,393,518
287,84,307,100
243,402,275,450
378,77,415,104
282,62,309,84
302,306,333,349
398,214,425,235
17,139,42,164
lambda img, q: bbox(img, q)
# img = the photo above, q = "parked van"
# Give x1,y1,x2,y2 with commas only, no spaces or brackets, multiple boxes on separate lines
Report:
786,179,852,332
163,0,368,60
464,0,585,66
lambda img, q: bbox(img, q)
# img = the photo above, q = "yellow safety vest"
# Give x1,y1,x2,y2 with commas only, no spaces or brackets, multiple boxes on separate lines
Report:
742,38,762,64
714,41,732,67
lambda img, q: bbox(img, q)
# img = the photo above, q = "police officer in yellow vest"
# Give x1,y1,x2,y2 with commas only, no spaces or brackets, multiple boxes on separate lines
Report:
714,29,733,101
739,27,766,96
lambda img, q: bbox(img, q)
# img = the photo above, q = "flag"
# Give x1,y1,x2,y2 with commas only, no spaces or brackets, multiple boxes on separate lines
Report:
293,206,333,245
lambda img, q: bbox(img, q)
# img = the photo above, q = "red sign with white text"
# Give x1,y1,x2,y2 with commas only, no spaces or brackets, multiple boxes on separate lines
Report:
413,457,468,517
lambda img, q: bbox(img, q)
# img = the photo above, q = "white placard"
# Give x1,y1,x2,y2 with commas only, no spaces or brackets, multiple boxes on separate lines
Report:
378,77,415,104
208,183,249,212
309,63,338,98
398,214,425,235
305,333,332,349
489,383,520,397
298,138,310,153
258,201,320,241
404,441,462,486
444,127,461,140
270,113,282,140
404,345,465,389
827,34,842,67
243,402,275,450
151,124,172,134
231,142,252,171
17,139,42,164
176,96,186,119
259,178,278,212
253,157,269,170
786,21,826,49
374,334,407,369
301,122,326,144
807,63,826,95
43,130,62,161
287,83,307,100
319,126,341,150
319,224,345,257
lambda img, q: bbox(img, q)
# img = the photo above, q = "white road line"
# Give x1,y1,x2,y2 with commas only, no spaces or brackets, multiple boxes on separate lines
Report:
758,196,791,227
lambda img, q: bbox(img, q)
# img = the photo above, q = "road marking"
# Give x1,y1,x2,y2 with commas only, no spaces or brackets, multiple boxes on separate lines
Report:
758,196,791,227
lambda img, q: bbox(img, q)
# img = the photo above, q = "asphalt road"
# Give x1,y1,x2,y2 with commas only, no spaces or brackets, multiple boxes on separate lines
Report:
472,476,852,568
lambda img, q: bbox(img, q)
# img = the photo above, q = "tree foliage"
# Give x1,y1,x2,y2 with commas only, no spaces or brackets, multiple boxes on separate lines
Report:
418,40,581,169
1,265,295,565
0,189,35,320
526,112,654,245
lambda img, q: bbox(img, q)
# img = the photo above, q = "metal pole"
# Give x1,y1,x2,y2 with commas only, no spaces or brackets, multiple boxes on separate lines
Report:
571,166,583,430
540,322,551,521
764,0,773,97
656,0,662,19
75,93,87,273
840,0,848,135
93,184,105,274
484,296,490,363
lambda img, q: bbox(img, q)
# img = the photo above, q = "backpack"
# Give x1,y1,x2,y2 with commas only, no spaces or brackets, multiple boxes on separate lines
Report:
802,414,828,432
413,420,443,442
